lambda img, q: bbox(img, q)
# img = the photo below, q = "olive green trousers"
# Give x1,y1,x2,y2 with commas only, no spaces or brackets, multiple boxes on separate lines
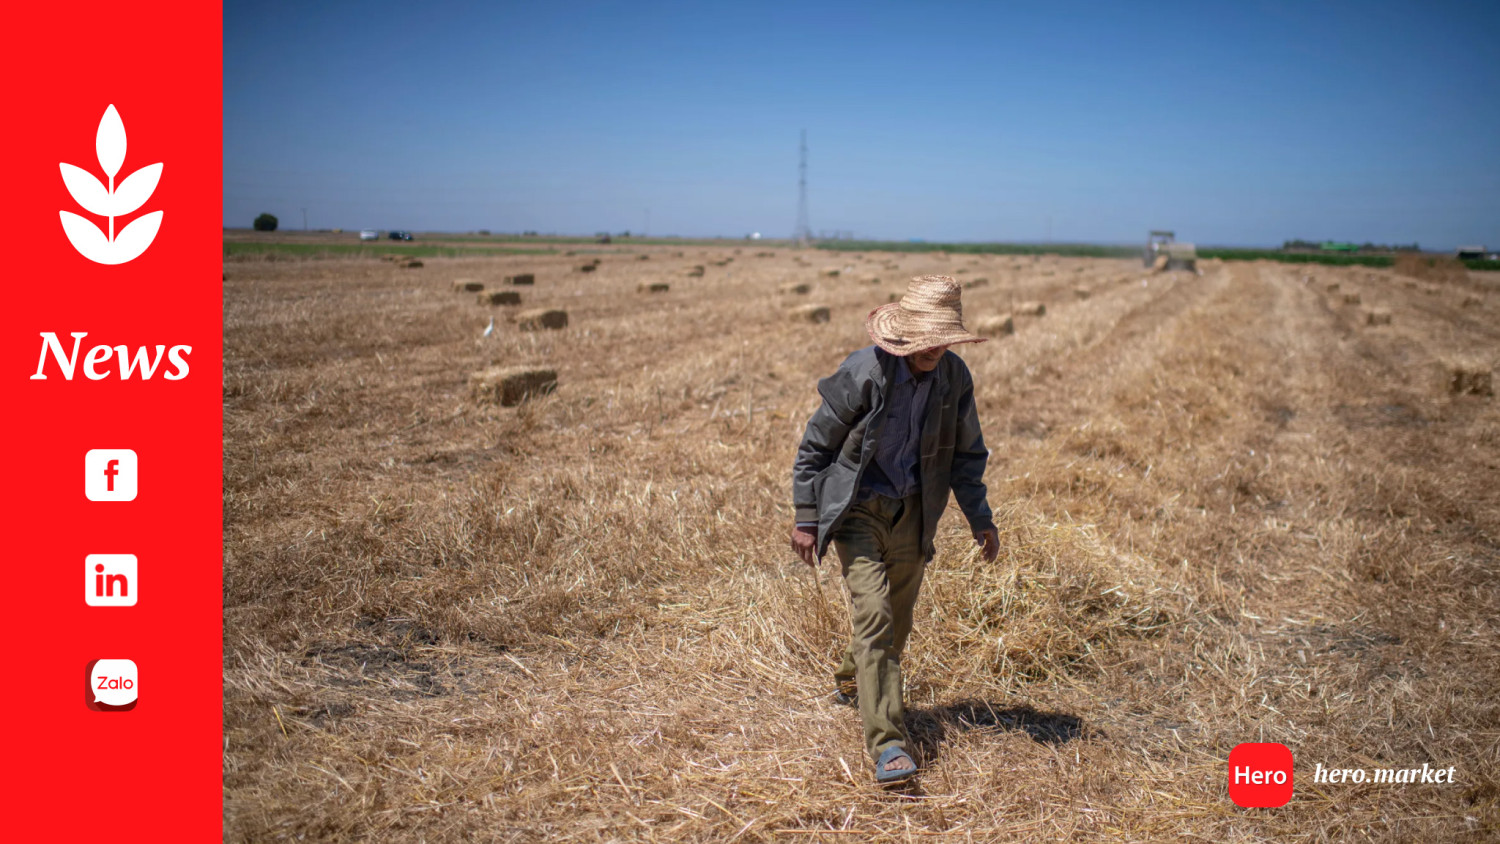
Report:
831,493,926,763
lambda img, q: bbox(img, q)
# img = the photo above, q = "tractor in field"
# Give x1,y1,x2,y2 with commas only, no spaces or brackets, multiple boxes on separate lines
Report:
1144,230,1197,272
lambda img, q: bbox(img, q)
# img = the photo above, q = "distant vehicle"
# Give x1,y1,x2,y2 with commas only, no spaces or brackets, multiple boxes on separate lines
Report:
1143,230,1197,271
388,231,413,241
359,230,378,241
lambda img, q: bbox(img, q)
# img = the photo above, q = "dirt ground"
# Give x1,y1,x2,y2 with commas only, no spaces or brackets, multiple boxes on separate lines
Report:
223,242,1499,841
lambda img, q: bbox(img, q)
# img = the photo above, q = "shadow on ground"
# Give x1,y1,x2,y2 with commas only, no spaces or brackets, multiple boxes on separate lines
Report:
906,700,1085,765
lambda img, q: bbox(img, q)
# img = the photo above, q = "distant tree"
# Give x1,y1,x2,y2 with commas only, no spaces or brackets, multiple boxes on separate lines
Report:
253,213,278,232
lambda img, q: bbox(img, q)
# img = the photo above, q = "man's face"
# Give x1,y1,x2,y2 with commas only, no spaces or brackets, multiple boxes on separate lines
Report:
906,344,950,374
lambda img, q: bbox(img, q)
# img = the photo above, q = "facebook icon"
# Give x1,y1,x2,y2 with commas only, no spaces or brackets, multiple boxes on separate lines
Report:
85,449,138,501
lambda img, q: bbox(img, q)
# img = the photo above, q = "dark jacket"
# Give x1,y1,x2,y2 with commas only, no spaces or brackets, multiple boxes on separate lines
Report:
793,346,995,561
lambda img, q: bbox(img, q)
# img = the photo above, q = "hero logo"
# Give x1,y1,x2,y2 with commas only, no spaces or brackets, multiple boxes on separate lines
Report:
29,332,191,381
59,104,163,265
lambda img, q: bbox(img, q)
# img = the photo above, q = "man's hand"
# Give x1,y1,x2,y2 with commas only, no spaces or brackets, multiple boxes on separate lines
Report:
791,524,819,568
973,527,999,564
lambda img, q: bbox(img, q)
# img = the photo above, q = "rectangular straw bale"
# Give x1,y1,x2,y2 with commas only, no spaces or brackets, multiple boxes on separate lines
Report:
470,367,558,406
779,282,811,295
963,277,990,289
1343,291,1361,305
637,254,650,260
820,267,841,277
1463,295,1482,308
1073,286,1091,299
452,279,484,292
504,273,535,285
1365,308,1392,325
1450,363,1493,396
687,266,705,277
1017,301,1046,316
516,308,568,330
577,264,597,273
480,290,522,306
975,314,1015,336
789,304,831,324
402,260,423,268
639,282,670,293
1326,282,1341,293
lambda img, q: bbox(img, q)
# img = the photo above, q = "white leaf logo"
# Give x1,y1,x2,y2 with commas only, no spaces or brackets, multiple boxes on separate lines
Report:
60,104,163,265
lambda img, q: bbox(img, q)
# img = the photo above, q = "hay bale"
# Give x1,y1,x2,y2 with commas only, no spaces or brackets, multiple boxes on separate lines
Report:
577,264,597,273
1462,295,1482,308
963,277,990,289
820,267,841,277
516,308,568,331
779,282,812,295
402,260,424,269
1450,363,1493,396
1365,308,1392,325
1016,301,1046,316
1073,286,1091,300
505,274,535,285
480,290,522,306
789,304,831,324
639,282,670,293
637,254,650,260
1402,279,1418,289
687,265,705,277
1343,291,1362,305
470,366,557,406
452,279,484,293
888,292,903,303
1326,282,1341,293
974,314,1014,336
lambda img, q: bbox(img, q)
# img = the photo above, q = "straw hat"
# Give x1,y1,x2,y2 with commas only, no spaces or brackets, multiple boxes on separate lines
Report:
865,276,986,356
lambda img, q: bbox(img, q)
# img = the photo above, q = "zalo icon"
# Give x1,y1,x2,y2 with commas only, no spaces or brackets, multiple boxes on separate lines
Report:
86,659,138,711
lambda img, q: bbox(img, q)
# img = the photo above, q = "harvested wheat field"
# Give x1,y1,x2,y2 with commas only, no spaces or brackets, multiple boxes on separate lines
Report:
224,242,1500,841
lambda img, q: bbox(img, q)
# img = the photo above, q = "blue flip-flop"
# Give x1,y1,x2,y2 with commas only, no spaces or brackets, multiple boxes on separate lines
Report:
875,746,918,783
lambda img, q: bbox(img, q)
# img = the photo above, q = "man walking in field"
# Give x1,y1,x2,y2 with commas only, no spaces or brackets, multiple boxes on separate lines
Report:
792,275,1000,784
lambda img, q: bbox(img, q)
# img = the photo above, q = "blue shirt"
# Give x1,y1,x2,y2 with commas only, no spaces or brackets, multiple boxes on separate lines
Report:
857,359,934,501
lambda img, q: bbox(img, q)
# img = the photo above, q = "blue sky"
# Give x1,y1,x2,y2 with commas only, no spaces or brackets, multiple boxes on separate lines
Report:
225,1,1499,248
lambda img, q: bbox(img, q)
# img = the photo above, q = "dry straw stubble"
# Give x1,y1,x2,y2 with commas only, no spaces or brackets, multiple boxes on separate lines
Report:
223,245,1500,842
